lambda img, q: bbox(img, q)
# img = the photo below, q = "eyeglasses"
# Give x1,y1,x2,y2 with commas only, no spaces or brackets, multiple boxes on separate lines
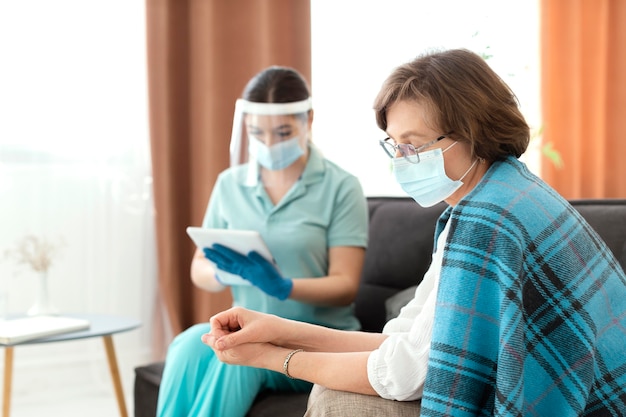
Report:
379,134,448,164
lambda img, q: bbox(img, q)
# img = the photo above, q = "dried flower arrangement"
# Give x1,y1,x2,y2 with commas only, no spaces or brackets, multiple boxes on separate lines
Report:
3,235,65,273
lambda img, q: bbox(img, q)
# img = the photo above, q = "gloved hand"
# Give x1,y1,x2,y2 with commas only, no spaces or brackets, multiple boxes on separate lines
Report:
203,244,293,300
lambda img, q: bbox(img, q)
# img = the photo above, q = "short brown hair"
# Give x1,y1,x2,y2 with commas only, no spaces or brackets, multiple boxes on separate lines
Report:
373,49,529,161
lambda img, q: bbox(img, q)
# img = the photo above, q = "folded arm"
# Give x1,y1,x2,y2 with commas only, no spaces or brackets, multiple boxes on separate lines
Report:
203,307,388,395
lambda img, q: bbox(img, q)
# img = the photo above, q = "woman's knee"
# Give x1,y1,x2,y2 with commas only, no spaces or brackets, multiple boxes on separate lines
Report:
305,385,421,417
166,323,213,358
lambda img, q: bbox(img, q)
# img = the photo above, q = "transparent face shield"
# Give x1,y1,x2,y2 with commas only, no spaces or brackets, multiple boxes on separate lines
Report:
229,98,312,188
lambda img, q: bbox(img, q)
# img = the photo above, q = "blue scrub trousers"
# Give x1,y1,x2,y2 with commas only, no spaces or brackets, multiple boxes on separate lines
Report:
156,323,312,417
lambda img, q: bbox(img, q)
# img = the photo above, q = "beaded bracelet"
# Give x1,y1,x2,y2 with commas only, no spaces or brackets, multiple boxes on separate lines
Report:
283,349,304,379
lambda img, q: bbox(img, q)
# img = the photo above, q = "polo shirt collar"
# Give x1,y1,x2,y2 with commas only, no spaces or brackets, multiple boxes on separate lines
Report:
248,144,325,206
299,144,325,186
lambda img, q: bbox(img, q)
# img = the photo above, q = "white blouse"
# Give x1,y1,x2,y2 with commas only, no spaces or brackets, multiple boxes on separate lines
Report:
366,221,450,401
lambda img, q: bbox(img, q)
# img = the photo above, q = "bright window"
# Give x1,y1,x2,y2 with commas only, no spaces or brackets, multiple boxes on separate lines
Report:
311,0,541,196
0,1,153,373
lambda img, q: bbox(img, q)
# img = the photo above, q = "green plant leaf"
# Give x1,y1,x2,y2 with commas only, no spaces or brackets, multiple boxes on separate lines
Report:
541,142,563,169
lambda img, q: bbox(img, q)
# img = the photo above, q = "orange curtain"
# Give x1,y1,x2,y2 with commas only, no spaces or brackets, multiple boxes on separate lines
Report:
145,0,311,351
540,0,626,198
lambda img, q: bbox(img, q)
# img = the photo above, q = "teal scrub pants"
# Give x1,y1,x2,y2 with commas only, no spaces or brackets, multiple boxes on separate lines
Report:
156,323,312,417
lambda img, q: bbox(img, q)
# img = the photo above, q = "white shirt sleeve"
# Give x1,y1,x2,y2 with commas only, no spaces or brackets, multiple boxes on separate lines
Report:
366,222,450,401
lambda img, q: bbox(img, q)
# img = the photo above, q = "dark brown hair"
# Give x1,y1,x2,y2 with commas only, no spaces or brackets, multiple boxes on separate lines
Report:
373,49,529,161
242,66,310,103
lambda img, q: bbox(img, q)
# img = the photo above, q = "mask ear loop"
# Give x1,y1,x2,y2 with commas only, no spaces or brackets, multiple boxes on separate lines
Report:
458,159,479,182
442,141,458,153
441,140,478,182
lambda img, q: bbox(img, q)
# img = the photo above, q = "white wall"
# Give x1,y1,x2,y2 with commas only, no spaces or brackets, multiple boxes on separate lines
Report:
311,0,542,196
0,0,155,401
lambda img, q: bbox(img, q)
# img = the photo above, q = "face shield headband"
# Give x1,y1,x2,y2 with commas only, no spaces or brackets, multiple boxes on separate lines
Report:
229,98,313,186
229,98,313,165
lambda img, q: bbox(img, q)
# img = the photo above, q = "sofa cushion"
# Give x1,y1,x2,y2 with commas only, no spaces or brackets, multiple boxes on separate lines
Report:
385,285,418,322
134,362,164,417
246,391,308,417
355,198,446,332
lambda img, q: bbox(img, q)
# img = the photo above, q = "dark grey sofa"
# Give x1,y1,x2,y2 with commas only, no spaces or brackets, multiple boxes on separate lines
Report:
134,197,626,417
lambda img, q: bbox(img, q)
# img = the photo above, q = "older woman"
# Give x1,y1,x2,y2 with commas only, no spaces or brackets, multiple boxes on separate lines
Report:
203,49,626,416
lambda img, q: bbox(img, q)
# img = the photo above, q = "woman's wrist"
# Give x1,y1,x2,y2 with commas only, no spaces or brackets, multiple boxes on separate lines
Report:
253,345,295,373
283,348,304,378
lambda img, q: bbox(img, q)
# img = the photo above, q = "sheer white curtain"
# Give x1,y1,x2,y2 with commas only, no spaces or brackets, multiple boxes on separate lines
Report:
0,0,155,393
311,0,541,196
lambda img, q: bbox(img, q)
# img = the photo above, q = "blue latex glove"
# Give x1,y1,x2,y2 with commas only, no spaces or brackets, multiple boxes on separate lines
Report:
203,244,293,300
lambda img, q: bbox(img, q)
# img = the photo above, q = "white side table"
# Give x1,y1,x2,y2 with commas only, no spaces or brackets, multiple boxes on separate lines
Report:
0,313,141,417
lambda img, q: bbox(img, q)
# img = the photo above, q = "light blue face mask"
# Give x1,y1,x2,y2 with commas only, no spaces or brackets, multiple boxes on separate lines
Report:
248,136,305,171
392,142,477,207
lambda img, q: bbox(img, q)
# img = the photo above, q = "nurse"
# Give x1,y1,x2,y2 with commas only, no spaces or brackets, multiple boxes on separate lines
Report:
156,66,368,417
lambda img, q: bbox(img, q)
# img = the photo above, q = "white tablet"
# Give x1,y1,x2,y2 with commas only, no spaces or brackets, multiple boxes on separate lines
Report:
186,227,277,286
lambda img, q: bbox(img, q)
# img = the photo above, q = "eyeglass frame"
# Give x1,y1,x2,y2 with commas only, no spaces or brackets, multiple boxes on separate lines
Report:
379,134,449,164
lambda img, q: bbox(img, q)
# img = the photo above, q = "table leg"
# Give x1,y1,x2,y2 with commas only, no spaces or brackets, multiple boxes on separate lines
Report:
2,347,13,417
102,336,128,417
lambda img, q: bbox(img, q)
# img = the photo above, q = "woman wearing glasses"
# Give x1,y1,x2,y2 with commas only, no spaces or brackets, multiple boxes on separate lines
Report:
157,66,368,417
202,49,626,416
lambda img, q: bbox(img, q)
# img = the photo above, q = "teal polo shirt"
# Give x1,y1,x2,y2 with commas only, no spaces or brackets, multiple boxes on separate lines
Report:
202,145,368,330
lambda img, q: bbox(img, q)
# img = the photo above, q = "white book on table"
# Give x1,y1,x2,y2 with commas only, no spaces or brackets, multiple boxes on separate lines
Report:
0,315,91,345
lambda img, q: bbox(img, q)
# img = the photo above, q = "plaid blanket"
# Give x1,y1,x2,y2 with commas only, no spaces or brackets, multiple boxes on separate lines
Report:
420,156,626,416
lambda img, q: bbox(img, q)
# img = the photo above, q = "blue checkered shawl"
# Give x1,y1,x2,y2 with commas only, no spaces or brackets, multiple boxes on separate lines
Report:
420,156,626,416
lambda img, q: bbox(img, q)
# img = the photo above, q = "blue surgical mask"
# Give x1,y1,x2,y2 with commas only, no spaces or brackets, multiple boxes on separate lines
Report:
392,142,477,207
248,136,305,170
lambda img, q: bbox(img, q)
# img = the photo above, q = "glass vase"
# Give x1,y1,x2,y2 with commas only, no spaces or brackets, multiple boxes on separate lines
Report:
27,271,58,316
